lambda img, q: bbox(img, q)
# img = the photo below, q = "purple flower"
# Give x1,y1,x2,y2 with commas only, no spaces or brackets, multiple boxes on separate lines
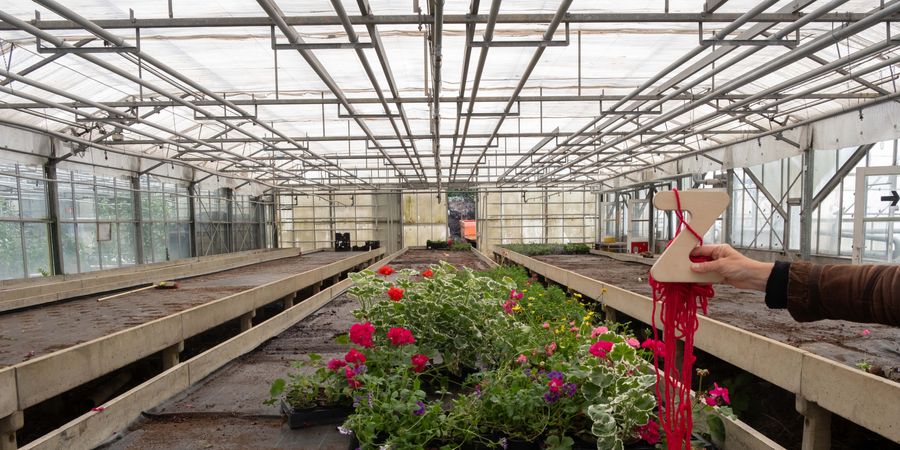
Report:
352,395,362,407
354,364,368,376
546,371,564,381
367,392,374,408
563,382,577,398
499,437,508,449
413,401,426,416
543,391,561,403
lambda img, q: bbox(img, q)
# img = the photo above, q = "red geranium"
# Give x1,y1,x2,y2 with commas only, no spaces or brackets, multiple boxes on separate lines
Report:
421,268,434,278
387,327,416,346
349,322,376,348
387,286,405,301
377,266,395,276
345,348,367,365
637,419,660,444
641,339,665,358
327,358,347,371
344,366,362,389
589,340,614,358
411,354,429,372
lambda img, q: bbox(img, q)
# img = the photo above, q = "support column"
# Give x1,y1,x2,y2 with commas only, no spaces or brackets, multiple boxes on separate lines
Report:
43,161,63,275
187,181,198,257
161,341,184,370
0,411,23,450
131,176,145,264
311,281,323,295
800,146,815,260
724,169,734,245
796,396,831,450
239,310,256,332
282,294,295,310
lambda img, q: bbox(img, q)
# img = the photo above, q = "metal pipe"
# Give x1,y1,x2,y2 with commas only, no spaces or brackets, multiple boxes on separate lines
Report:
27,0,372,188
527,0,875,185
449,0,495,181
464,0,574,183
256,0,416,186
328,0,425,182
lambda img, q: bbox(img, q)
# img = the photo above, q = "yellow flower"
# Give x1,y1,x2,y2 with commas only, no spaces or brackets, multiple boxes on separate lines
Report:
574,293,582,298
512,304,523,312
522,289,528,293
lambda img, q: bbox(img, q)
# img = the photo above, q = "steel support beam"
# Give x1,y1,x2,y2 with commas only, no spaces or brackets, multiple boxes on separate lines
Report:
1,13,894,30
808,143,874,210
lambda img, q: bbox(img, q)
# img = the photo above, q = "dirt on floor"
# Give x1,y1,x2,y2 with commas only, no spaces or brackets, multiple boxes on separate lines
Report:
104,249,488,450
533,253,900,381
0,251,361,368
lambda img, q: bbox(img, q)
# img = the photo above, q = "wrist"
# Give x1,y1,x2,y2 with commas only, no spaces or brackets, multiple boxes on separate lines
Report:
751,261,775,292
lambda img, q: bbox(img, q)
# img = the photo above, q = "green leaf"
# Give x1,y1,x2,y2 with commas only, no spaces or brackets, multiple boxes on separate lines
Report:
335,334,350,345
706,413,726,446
308,353,322,361
269,378,286,398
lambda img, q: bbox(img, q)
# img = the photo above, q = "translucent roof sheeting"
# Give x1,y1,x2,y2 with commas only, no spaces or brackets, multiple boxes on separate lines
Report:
0,0,897,190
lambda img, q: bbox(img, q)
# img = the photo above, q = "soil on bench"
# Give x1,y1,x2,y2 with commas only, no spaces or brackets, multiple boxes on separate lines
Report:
0,251,363,368
531,253,900,382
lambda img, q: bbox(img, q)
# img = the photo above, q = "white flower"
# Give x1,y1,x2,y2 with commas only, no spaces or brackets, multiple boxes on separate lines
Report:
336,426,353,435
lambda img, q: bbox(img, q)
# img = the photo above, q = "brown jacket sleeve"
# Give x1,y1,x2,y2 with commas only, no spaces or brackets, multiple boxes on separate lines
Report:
787,262,900,326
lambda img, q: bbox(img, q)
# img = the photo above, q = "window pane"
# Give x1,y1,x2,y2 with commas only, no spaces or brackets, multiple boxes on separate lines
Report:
77,224,100,272
24,223,51,277
119,223,137,267
0,174,20,219
0,222,24,280
60,223,78,274
19,174,47,219
99,223,120,269
117,188,134,220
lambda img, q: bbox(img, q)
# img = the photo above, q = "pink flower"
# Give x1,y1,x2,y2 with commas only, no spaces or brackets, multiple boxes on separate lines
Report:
516,354,528,365
569,326,579,333
547,378,564,393
569,321,576,326
637,419,660,445
542,322,550,329
589,340,614,358
345,348,366,365
377,266,395,276
545,342,557,356
411,354,429,373
327,358,347,371
387,286,405,301
704,396,718,406
709,383,730,405
590,326,609,339
626,338,640,348
509,289,523,300
861,329,871,336
387,327,416,346
503,300,517,314
349,322,375,348
641,339,665,358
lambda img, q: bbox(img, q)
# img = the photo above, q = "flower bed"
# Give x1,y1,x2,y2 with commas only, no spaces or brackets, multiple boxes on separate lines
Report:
502,243,591,256
270,262,732,449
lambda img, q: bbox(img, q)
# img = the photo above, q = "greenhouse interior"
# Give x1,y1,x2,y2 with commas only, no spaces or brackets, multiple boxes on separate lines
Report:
0,1,899,449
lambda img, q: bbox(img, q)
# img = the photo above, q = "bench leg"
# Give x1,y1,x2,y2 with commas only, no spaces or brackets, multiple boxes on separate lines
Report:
797,396,831,450
0,411,23,450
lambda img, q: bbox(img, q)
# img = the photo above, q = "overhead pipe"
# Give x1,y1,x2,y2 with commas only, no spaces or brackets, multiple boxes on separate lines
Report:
463,0,574,183
428,0,444,194
329,0,426,182
508,0,788,183
541,0,896,184
256,0,413,186
449,0,499,182
26,0,372,188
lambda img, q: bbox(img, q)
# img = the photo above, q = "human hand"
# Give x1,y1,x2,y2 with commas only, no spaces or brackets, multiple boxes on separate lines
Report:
689,244,774,291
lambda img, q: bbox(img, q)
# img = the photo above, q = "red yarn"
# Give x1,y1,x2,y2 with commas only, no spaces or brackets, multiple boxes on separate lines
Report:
647,189,714,450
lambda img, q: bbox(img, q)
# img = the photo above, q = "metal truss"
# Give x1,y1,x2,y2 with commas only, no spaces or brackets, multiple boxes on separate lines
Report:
1,0,899,191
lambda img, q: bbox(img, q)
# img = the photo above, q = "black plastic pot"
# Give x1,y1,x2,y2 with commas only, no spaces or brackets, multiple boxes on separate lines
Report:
280,399,353,429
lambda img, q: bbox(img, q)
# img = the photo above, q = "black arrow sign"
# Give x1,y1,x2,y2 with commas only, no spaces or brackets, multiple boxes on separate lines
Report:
882,190,900,207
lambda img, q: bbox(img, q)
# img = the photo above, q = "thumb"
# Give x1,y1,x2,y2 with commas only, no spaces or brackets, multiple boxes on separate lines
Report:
691,259,722,274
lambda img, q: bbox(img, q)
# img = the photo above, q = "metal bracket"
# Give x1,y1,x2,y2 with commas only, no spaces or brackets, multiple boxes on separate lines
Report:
460,101,521,118
270,26,373,50
699,22,800,47
193,104,258,121
337,104,399,119
37,28,140,54
473,22,570,48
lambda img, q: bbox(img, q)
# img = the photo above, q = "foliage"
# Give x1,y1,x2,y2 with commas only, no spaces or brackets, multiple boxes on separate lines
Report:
274,262,733,450
426,239,472,251
502,243,591,256
266,353,352,409
449,241,473,251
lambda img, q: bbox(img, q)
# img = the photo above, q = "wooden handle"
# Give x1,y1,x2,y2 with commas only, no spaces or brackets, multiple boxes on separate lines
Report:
649,190,730,283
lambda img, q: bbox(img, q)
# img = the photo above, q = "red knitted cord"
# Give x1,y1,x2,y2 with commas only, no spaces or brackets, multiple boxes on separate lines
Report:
648,189,714,449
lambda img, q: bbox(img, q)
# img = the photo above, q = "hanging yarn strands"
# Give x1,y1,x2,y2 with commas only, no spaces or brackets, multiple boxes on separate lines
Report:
648,189,715,450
